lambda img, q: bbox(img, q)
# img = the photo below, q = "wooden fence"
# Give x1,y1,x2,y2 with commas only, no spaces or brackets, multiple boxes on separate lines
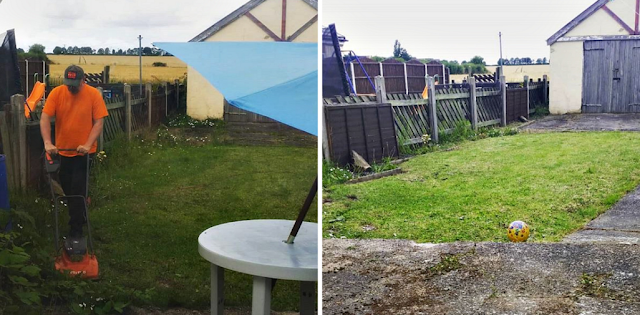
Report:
324,103,399,166
349,58,449,95
0,82,180,192
323,75,549,164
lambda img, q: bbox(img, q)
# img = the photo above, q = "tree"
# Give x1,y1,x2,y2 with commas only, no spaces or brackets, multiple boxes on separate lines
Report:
53,46,64,54
117,49,124,55
393,40,412,61
97,48,105,55
542,57,548,64
105,48,110,55
24,43,48,61
470,56,485,65
28,44,45,54
142,47,152,55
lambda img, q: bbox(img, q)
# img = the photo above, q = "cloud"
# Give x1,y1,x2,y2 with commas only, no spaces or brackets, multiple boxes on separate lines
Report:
0,0,250,51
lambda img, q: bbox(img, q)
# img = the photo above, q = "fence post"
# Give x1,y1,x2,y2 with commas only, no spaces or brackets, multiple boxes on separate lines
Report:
403,63,409,94
165,82,169,118
124,84,132,140
174,79,180,111
146,83,153,127
469,77,478,130
501,75,507,127
375,76,387,103
350,62,357,95
10,95,27,191
543,74,549,104
524,75,530,119
97,87,104,152
322,107,331,161
427,76,438,143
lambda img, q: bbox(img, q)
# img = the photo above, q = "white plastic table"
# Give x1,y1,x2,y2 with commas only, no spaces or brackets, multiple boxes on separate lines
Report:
198,220,317,315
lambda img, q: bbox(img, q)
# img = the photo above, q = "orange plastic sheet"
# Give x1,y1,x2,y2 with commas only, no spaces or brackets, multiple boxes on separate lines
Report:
25,81,45,119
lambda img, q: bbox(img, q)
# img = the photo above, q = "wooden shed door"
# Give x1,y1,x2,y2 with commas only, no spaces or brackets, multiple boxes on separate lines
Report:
583,40,640,113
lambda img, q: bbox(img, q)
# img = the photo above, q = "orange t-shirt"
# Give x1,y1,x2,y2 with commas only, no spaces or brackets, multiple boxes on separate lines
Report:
43,85,108,157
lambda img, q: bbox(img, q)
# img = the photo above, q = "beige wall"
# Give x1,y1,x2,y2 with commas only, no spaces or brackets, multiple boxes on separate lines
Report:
549,42,583,114
566,9,629,37
549,0,635,114
187,0,317,120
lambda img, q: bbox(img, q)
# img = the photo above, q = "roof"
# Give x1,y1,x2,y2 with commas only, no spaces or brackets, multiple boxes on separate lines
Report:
547,0,618,45
190,0,318,42
322,26,347,42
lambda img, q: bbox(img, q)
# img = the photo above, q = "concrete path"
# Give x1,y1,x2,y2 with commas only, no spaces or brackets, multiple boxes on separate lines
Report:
323,239,640,315
563,185,640,244
522,114,640,132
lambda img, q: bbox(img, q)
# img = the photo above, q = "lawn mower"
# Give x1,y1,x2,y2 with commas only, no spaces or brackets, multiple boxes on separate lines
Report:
44,149,98,279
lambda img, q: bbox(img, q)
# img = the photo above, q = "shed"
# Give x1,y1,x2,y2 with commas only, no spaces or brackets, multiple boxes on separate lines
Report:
186,0,318,120
547,0,640,114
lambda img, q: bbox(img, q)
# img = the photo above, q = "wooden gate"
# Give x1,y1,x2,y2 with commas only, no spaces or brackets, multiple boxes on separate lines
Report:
583,40,640,113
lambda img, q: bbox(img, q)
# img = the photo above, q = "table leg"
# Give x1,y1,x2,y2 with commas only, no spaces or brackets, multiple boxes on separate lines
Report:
252,276,272,315
300,281,315,315
211,264,224,315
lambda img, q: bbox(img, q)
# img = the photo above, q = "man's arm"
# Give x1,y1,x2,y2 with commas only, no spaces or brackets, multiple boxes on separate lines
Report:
77,118,104,154
40,113,57,155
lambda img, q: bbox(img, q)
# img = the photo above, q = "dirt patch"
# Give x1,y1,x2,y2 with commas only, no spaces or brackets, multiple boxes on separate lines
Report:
323,239,640,315
523,114,640,132
44,306,301,315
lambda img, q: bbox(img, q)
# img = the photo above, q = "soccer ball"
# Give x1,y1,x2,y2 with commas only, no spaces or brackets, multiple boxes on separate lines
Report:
507,221,530,242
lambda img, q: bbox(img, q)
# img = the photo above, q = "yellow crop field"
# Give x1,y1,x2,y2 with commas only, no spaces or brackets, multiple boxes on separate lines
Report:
450,65,550,83
48,55,187,83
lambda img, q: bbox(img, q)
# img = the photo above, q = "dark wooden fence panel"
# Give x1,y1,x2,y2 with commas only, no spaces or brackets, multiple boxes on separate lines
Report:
353,62,379,95
506,87,528,123
18,59,49,96
406,63,426,93
223,100,279,123
325,104,399,166
382,61,406,94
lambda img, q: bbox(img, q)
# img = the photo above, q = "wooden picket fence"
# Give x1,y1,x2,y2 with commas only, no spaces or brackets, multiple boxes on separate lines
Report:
0,82,180,192
323,75,549,162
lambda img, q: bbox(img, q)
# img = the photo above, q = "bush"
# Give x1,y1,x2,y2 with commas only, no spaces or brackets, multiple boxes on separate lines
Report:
151,62,167,67
0,200,153,314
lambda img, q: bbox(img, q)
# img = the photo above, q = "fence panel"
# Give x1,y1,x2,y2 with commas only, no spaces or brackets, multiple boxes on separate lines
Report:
435,88,469,132
476,87,502,127
324,103,399,166
382,61,406,94
506,87,528,123
406,63,426,93
352,62,380,95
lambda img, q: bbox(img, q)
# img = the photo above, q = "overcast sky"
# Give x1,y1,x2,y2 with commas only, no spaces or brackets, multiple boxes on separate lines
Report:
0,0,250,52
323,0,599,64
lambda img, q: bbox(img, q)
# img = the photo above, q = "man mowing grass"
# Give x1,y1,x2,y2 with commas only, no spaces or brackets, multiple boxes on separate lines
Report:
40,65,108,241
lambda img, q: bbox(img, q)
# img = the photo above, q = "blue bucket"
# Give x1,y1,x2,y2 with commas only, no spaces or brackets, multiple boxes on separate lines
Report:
0,155,9,210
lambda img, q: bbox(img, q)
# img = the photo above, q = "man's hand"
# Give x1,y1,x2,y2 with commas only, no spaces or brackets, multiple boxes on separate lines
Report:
77,145,91,154
45,142,58,155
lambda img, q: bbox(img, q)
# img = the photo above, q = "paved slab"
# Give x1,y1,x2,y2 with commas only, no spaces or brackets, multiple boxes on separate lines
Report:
522,114,640,132
564,185,640,244
323,239,640,315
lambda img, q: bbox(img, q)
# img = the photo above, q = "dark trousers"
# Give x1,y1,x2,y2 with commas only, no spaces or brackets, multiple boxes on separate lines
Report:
59,155,91,237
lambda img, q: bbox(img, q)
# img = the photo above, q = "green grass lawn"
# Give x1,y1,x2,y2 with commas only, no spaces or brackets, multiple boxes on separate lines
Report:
87,132,317,311
323,132,640,243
